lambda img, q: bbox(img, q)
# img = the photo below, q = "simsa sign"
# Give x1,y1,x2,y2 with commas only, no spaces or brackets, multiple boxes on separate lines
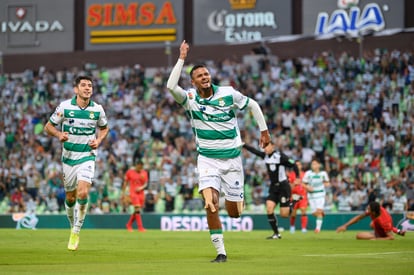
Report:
193,0,292,45
84,0,184,50
0,0,74,54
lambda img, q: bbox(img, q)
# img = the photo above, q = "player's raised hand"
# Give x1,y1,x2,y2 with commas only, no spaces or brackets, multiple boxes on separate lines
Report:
179,40,189,60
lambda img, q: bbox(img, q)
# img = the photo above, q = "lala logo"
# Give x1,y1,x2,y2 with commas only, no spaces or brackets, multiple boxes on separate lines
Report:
315,3,385,37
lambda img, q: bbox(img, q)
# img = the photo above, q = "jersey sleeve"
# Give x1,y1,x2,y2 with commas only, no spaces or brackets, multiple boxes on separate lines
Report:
323,171,330,182
232,88,249,109
49,103,65,125
97,105,108,128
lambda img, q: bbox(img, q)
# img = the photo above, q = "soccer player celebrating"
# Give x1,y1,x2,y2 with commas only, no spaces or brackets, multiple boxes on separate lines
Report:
302,159,330,233
44,75,109,251
336,201,402,240
167,40,270,262
122,160,148,232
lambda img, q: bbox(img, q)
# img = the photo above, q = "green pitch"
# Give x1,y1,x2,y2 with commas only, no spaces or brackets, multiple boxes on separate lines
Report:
0,229,413,274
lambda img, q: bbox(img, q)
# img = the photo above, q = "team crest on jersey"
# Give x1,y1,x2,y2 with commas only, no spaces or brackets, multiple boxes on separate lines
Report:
89,112,95,119
188,92,194,100
218,98,225,107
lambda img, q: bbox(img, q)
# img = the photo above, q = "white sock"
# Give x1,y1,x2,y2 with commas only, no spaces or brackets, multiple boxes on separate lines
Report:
65,201,75,228
316,218,323,230
73,199,88,234
210,233,226,256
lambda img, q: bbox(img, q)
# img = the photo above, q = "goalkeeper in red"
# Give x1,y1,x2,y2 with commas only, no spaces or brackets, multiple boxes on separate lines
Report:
336,201,405,240
122,160,148,232
167,40,270,262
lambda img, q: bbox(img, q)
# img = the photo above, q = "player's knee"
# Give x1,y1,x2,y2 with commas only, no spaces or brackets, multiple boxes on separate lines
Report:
226,200,243,218
77,190,88,199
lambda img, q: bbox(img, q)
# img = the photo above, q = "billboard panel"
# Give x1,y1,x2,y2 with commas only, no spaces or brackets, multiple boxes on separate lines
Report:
84,0,184,51
0,0,74,54
193,0,292,45
302,0,404,36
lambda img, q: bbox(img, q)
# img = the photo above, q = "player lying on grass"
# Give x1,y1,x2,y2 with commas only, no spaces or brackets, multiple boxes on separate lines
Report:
336,201,405,240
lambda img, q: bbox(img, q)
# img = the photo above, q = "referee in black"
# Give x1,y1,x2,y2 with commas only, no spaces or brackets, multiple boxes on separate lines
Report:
243,141,299,239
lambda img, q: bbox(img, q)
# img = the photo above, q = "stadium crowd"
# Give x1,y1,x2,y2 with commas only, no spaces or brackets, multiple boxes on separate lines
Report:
1,46,414,216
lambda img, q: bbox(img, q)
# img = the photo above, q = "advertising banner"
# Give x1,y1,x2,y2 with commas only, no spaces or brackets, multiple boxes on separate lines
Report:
0,0,74,54
84,0,184,50
193,0,292,45
302,0,404,37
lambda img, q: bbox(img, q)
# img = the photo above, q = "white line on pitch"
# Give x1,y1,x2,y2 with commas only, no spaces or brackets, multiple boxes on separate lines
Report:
303,251,414,257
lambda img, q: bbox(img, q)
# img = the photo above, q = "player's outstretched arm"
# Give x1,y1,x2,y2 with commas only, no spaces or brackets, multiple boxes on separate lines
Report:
246,98,270,148
166,40,189,104
336,213,366,233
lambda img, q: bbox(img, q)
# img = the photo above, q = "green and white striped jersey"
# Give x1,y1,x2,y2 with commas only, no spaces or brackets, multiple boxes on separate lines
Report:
181,84,248,159
49,96,108,166
302,170,329,199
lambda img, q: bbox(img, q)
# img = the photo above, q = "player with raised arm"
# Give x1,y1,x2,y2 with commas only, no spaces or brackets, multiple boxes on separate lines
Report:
166,40,270,262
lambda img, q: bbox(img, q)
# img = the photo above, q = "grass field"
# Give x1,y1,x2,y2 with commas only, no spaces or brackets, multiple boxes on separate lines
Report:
0,229,413,275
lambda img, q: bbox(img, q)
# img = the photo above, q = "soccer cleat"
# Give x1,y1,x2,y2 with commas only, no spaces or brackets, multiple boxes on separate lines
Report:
266,233,281,240
302,228,307,233
397,229,406,237
290,226,295,234
67,232,80,251
126,224,133,232
314,229,320,234
211,254,227,263
138,228,146,232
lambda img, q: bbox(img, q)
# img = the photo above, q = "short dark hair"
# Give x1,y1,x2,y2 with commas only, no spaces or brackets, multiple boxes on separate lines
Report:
369,201,380,217
189,64,207,78
74,75,93,87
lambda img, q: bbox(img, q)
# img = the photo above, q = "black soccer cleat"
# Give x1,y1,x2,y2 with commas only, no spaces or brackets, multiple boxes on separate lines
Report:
211,254,227,263
266,233,281,240
397,229,406,236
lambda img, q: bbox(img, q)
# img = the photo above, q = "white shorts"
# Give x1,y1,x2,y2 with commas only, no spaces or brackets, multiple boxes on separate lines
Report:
197,155,244,202
308,196,325,213
62,161,95,192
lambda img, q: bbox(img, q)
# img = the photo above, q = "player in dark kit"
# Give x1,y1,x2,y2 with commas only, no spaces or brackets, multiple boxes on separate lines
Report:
243,142,299,239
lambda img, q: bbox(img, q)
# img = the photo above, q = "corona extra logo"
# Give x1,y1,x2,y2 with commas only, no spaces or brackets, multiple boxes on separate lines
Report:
228,0,256,10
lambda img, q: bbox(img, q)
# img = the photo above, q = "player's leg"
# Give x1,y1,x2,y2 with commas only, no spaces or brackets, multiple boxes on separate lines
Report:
299,205,308,233
62,164,77,229
290,207,297,233
356,232,376,240
134,194,146,232
266,199,281,239
73,179,91,234
126,196,135,231
279,182,291,218
65,190,76,229
308,198,323,233
314,207,324,233
204,188,227,262
222,159,245,218
69,162,94,251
